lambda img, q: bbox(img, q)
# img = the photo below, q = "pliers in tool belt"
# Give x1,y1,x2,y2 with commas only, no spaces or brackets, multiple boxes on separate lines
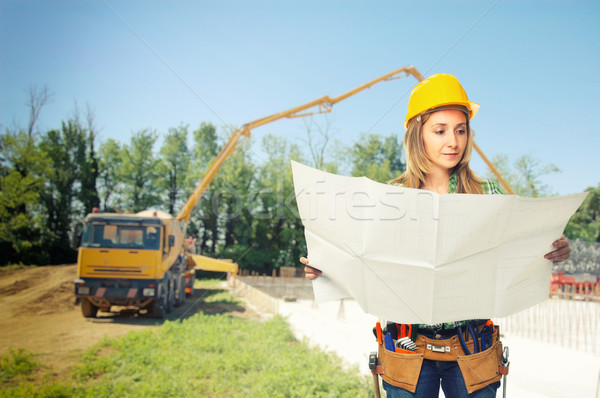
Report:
458,326,478,355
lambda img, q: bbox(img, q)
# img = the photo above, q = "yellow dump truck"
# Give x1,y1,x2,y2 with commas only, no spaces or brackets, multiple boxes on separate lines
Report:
75,210,195,318
75,209,240,318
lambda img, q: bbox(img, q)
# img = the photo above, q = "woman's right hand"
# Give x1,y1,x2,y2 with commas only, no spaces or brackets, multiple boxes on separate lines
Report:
300,256,322,280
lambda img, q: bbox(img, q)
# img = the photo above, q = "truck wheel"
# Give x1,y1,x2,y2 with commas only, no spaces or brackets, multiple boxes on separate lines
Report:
178,281,185,304
174,276,185,307
150,298,165,318
81,299,98,318
165,279,173,314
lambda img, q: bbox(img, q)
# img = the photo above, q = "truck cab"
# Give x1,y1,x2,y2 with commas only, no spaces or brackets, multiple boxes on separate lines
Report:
74,210,192,318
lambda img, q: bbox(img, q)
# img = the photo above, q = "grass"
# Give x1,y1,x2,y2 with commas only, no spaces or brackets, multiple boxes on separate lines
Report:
1,280,373,397
0,348,40,382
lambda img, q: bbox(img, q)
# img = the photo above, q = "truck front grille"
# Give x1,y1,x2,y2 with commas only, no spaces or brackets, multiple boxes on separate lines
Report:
89,266,148,275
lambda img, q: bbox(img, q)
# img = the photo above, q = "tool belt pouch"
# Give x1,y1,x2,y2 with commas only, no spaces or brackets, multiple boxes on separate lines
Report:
456,340,503,394
377,344,424,393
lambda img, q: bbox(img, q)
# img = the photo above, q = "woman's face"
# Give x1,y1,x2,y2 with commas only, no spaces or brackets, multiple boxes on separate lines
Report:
421,109,468,174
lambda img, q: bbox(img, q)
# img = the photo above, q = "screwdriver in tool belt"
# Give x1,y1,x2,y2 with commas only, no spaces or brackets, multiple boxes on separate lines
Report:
384,333,395,351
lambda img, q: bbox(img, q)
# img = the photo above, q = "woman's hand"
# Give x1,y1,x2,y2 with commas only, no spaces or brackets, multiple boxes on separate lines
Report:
544,236,571,264
300,257,322,280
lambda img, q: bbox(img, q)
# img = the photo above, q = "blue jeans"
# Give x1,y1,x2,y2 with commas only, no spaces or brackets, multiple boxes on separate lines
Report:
382,359,500,398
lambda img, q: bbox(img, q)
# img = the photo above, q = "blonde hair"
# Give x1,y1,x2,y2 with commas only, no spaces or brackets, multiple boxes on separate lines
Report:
390,105,484,194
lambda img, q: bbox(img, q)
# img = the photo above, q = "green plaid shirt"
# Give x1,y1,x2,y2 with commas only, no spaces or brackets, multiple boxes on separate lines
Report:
415,173,503,332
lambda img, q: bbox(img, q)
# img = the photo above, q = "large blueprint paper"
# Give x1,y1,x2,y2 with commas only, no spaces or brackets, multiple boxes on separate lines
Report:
291,161,588,324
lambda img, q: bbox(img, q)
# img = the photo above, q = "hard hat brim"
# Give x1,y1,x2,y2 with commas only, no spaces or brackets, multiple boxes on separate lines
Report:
404,101,480,130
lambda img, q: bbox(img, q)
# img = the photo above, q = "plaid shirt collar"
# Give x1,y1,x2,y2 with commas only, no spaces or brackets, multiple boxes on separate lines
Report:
448,173,457,193
449,172,503,195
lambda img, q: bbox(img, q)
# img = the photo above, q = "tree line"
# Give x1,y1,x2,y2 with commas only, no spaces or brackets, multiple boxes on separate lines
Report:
1,91,598,275
0,94,405,271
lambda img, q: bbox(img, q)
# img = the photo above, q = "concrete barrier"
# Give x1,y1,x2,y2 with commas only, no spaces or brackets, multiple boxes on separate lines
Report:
229,277,279,314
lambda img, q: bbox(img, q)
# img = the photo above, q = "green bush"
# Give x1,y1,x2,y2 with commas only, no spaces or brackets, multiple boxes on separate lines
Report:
0,348,39,381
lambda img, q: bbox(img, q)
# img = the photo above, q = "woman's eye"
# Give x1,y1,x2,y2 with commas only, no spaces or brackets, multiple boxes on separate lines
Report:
457,129,467,134
435,130,445,135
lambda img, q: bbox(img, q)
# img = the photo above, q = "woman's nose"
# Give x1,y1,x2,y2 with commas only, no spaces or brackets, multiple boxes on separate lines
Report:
446,132,458,147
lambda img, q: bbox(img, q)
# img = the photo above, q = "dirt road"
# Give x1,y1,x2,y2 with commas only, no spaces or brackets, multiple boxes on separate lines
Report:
0,264,256,380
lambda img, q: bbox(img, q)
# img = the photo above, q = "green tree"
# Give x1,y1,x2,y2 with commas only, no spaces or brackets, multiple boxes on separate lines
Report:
213,129,255,256
485,154,560,197
0,130,47,264
301,115,338,172
349,133,405,182
0,86,52,265
187,124,255,259
192,122,219,166
76,109,100,215
188,122,220,254
252,134,306,274
159,125,190,216
97,138,123,211
565,183,600,242
38,119,89,263
120,129,160,212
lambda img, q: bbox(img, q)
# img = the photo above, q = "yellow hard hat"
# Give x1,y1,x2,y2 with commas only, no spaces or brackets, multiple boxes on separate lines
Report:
404,73,479,129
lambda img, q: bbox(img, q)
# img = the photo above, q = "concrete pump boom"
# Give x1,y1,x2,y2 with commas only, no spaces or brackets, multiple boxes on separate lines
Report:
176,65,512,223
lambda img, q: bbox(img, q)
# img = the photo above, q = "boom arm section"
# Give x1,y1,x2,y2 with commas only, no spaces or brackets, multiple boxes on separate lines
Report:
176,66,426,222
191,254,238,276
177,127,250,222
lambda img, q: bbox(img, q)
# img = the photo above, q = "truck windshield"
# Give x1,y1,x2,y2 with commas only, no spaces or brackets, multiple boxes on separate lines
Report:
80,223,161,250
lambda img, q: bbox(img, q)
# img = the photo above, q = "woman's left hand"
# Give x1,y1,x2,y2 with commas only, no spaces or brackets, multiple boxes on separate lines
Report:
544,236,571,264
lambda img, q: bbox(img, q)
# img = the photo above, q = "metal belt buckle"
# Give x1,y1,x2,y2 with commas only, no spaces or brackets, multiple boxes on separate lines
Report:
427,344,450,353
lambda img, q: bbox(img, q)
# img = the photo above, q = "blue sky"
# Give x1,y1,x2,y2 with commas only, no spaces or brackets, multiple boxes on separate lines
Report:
1,0,598,195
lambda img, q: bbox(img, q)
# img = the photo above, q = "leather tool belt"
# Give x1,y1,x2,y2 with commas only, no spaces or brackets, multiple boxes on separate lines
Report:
374,325,503,394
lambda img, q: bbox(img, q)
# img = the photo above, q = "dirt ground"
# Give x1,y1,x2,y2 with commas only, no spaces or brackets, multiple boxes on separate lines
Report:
0,264,259,383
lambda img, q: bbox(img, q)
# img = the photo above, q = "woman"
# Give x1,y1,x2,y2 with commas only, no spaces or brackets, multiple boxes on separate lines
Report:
300,73,570,398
